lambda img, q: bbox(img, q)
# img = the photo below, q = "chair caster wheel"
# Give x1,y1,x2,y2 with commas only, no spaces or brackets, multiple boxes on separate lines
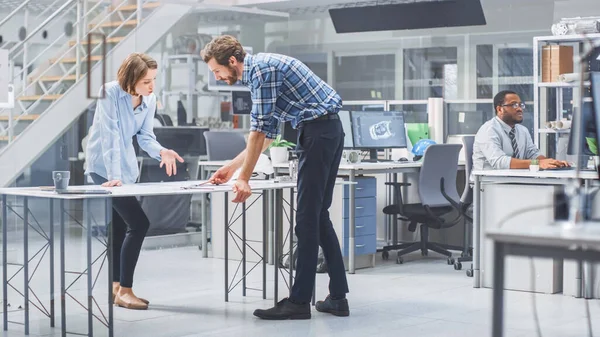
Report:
466,269,473,277
447,257,455,265
454,262,462,270
198,244,202,250
421,251,428,257
382,251,390,260
396,256,404,264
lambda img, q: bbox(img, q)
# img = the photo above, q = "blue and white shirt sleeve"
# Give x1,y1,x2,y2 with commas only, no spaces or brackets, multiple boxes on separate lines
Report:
97,86,122,181
249,64,281,139
136,97,164,161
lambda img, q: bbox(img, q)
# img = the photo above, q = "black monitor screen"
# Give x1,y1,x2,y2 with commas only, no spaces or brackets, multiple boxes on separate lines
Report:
151,127,208,156
567,102,596,156
350,111,407,149
232,91,252,115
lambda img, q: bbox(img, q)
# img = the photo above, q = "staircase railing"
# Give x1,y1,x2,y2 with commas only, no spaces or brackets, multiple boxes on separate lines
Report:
0,0,156,144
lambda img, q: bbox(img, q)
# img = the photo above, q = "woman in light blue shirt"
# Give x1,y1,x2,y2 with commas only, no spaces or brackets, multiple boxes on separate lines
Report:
85,53,183,310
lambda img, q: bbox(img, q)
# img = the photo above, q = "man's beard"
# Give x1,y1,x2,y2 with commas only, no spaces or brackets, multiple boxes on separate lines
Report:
226,65,238,85
501,113,523,125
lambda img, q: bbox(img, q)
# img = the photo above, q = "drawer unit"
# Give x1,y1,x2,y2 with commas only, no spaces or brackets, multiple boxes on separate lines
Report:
343,234,377,257
342,197,376,218
342,176,377,258
342,215,376,238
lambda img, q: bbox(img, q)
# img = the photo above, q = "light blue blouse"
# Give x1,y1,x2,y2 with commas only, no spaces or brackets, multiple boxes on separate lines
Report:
85,81,163,184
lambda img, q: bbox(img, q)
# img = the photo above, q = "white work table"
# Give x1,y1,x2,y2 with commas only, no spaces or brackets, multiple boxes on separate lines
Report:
471,168,599,296
487,222,600,337
0,179,344,336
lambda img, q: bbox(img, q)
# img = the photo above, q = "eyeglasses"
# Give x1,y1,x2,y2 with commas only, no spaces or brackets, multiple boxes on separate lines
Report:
501,102,526,110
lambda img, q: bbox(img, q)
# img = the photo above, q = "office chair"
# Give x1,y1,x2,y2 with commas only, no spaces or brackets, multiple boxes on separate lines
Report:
203,131,247,161
452,135,475,276
382,144,464,264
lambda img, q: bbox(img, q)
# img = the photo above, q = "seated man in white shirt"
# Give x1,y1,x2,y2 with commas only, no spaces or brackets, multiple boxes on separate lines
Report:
473,90,569,171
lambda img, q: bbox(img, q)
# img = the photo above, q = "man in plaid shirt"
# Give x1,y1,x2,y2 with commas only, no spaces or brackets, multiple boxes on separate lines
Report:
203,35,350,320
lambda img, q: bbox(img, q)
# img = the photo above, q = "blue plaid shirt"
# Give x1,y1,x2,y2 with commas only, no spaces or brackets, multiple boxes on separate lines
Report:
241,53,342,139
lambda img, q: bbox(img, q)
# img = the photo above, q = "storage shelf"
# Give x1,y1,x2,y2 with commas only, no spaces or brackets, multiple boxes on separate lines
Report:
538,128,570,134
537,81,591,88
534,33,600,43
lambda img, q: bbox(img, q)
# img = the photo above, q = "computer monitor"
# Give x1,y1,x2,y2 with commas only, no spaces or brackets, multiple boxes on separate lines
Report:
350,110,408,162
567,102,596,157
446,108,486,135
231,91,252,115
568,71,600,177
281,110,354,148
146,127,209,157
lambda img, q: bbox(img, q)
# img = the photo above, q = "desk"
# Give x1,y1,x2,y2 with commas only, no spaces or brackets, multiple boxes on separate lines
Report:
472,169,599,292
274,161,423,274
0,179,349,336
488,223,600,337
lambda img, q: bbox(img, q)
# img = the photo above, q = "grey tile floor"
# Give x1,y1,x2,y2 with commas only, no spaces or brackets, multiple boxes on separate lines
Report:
2,244,600,337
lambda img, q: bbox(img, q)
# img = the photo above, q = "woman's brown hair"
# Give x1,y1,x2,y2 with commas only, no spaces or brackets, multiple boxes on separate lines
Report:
117,53,157,95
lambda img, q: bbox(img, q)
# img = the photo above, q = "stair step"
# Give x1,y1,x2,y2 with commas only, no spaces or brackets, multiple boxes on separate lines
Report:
69,36,125,46
18,94,63,101
90,20,137,29
52,55,103,63
0,115,40,121
115,2,160,11
38,75,80,82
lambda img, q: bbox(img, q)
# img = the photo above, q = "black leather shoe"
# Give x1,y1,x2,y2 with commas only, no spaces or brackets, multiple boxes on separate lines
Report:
253,298,311,320
316,295,349,317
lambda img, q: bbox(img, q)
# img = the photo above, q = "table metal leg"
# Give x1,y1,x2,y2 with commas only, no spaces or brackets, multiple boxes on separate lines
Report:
224,192,229,302
491,241,505,337
106,198,113,337
349,170,356,274
268,190,274,265
262,191,267,300
85,199,93,336
2,195,7,331
575,260,583,298
201,166,208,258
60,199,66,337
289,188,294,298
273,189,281,306
242,201,246,297
49,199,55,327
23,196,29,335
473,176,481,287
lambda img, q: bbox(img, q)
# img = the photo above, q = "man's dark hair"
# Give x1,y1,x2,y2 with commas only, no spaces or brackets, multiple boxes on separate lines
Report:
493,90,518,114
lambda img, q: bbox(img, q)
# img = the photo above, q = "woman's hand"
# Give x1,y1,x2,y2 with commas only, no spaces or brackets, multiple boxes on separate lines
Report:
160,149,185,176
102,180,122,187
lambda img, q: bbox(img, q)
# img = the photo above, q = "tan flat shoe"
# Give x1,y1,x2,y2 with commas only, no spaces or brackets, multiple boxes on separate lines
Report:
114,293,148,310
113,291,149,305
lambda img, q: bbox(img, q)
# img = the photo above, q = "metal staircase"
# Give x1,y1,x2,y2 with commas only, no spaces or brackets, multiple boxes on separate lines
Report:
0,0,193,187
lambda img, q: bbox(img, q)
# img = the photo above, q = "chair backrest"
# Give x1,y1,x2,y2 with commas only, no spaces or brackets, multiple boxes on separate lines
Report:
418,143,462,207
461,135,475,206
203,131,246,161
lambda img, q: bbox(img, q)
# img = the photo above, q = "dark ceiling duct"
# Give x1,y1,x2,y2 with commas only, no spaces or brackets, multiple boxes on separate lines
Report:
328,0,487,33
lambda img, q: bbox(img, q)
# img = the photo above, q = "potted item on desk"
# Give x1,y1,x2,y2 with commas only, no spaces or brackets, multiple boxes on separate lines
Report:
530,158,539,172
269,135,295,164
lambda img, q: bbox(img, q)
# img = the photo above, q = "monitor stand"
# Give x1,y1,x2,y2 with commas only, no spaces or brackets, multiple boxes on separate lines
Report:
361,149,380,163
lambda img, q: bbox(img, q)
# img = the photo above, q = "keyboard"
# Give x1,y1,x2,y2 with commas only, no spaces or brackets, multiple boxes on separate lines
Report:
542,166,574,171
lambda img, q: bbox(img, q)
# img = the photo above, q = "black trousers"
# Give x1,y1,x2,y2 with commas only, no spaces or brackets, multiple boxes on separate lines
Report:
290,117,349,303
89,173,150,288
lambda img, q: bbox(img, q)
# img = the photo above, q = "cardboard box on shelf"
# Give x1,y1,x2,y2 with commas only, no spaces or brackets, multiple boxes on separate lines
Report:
541,45,574,82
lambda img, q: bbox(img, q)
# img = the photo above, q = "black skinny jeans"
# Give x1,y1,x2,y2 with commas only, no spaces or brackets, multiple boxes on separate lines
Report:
89,173,150,288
